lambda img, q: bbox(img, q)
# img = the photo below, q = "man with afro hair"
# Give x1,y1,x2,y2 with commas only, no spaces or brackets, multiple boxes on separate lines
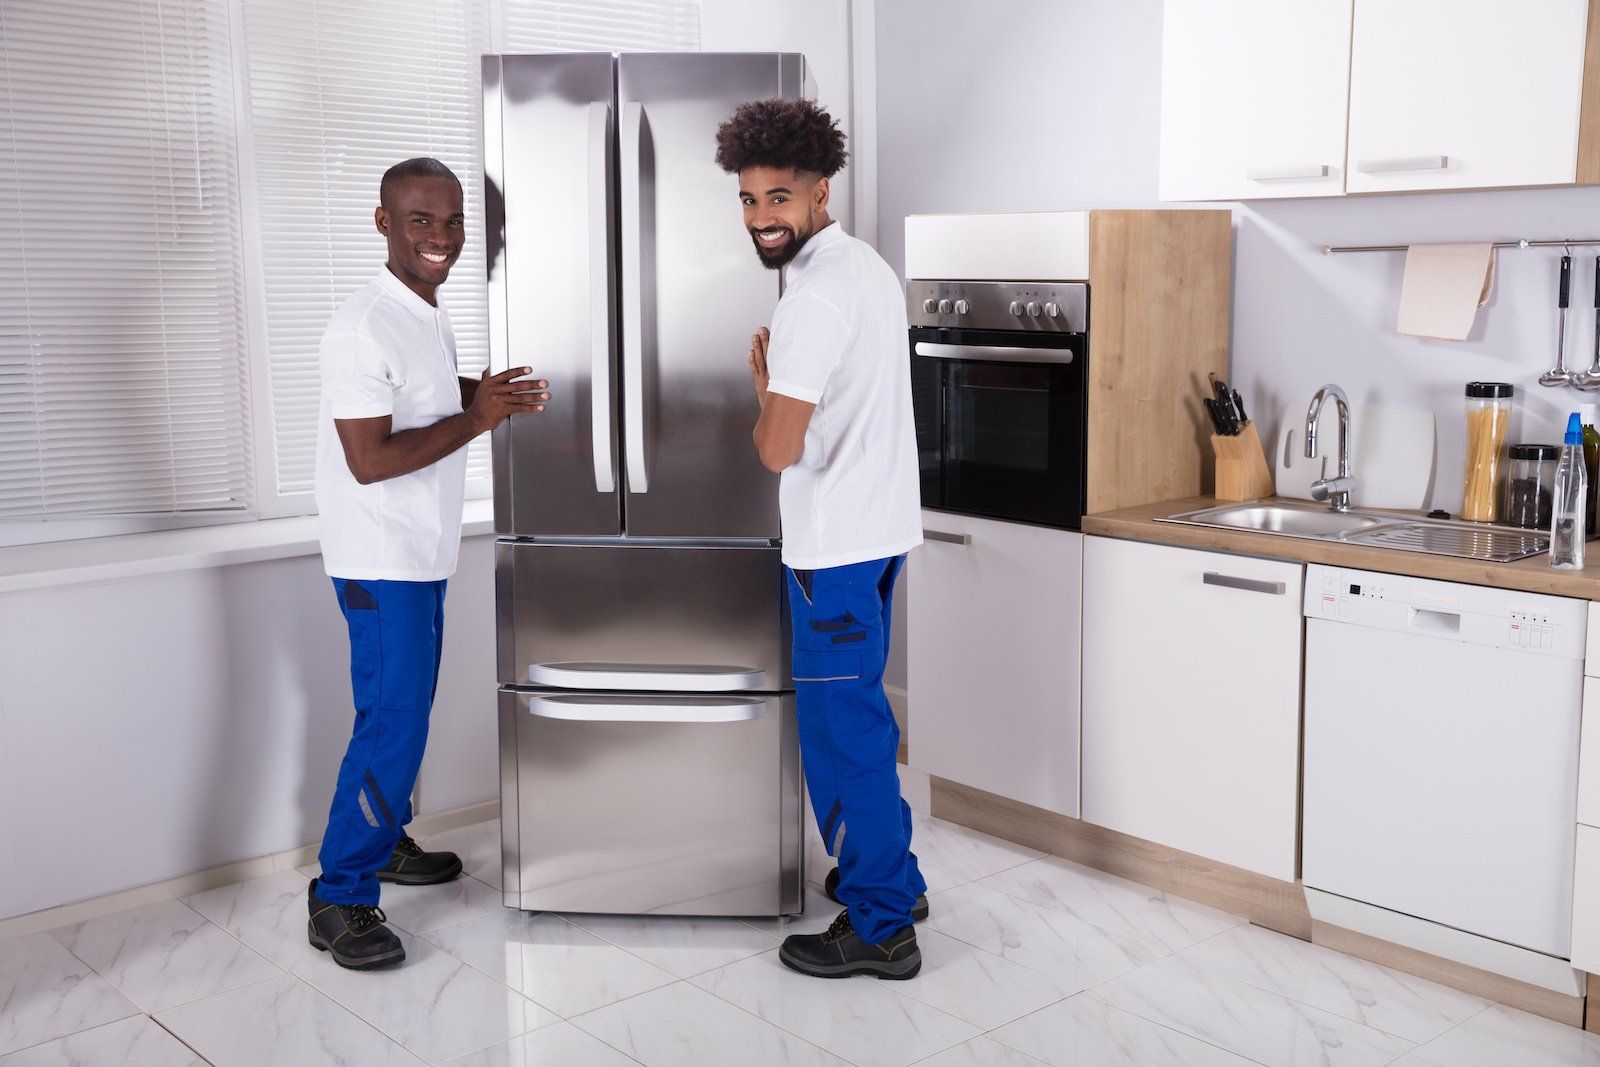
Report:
716,98,927,980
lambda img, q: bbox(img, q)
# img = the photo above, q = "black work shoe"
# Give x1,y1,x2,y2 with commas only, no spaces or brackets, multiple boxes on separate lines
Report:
780,909,921,979
376,835,462,885
824,867,930,923
307,879,405,970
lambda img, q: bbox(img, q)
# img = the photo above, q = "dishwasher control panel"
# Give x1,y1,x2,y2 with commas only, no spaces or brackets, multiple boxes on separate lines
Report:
1304,565,1588,660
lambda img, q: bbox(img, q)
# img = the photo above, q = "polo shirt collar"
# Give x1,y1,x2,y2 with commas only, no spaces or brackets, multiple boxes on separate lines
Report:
785,220,844,284
376,264,442,321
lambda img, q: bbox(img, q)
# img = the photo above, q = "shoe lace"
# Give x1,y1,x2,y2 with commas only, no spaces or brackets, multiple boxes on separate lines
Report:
394,835,423,858
349,904,387,932
821,909,854,944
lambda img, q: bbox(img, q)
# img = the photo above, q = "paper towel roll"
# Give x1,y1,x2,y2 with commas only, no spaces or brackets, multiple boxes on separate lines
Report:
1396,242,1495,341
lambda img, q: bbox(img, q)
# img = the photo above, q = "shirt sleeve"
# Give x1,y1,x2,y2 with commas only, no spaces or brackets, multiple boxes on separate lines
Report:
764,290,851,405
321,329,396,419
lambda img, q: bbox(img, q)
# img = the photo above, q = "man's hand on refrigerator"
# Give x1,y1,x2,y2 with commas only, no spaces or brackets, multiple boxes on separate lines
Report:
469,366,549,432
748,327,770,409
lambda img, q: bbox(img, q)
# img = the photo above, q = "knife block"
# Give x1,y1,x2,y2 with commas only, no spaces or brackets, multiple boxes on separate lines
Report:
1212,423,1275,501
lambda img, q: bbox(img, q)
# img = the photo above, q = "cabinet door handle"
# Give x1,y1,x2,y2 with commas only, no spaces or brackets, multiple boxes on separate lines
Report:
1203,571,1285,596
923,528,972,545
1246,163,1331,182
1356,155,1449,175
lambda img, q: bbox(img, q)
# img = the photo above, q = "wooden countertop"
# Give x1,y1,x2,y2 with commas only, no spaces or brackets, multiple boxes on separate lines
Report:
1084,496,1600,602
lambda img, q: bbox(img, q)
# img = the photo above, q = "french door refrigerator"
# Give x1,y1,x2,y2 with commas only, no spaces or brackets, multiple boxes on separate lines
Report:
483,52,812,916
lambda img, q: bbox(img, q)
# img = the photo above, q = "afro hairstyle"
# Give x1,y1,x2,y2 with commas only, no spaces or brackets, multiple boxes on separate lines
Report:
714,98,847,178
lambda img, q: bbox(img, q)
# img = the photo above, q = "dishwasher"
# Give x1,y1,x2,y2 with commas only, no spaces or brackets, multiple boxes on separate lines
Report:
1302,564,1585,961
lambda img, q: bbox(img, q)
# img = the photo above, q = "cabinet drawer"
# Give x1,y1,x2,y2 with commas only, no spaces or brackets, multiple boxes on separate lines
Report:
1573,825,1600,971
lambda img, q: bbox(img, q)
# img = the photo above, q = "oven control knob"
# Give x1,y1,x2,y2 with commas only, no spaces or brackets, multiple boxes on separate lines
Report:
1008,300,1024,316
937,298,953,314
922,298,938,314
954,299,970,315
1045,301,1061,318
1025,301,1042,317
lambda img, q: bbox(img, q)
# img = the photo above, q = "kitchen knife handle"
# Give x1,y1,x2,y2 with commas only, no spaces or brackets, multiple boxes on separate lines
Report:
1231,388,1249,426
621,101,649,494
1561,254,1572,309
588,102,616,494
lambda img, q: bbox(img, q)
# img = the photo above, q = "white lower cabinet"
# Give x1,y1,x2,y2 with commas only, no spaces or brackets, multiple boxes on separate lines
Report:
908,511,1083,817
1572,825,1600,971
1081,537,1304,882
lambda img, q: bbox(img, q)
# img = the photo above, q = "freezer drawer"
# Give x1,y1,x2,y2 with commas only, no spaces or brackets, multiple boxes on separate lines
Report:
499,687,804,916
496,541,790,690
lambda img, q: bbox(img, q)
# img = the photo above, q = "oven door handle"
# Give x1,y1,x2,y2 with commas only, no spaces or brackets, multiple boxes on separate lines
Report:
914,341,1074,364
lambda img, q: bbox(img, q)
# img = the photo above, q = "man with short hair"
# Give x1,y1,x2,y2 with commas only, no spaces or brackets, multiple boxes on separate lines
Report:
715,101,928,979
306,157,549,970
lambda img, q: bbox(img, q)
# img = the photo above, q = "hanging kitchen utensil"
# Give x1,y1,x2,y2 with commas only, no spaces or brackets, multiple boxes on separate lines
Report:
1578,256,1600,390
1540,254,1574,386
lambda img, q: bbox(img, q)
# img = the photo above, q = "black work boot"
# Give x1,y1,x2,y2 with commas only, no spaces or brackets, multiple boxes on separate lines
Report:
780,909,921,979
376,834,462,885
824,867,930,923
307,879,405,970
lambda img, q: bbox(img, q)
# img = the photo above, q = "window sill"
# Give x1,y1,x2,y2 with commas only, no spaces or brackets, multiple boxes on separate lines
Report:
0,499,497,595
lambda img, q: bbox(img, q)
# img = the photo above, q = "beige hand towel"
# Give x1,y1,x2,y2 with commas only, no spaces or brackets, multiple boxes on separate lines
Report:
1397,242,1495,341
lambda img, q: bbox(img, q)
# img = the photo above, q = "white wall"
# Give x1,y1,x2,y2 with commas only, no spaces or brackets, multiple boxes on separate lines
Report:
0,537,498,921
874,0,1600,514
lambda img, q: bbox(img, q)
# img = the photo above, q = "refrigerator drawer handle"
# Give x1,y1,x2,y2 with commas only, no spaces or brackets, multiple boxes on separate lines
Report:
589,101,617,494
528,662,769,692
621,100,649,494
914,341,1075,364
527,694,767,724
1202,571,1286,596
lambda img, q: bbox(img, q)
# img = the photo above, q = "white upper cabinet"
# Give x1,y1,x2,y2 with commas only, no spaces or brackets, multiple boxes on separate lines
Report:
1346,0,1594,193
1159,0,1353,201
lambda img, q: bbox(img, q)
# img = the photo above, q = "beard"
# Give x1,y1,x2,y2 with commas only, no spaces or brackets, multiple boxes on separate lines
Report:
750,220,812,270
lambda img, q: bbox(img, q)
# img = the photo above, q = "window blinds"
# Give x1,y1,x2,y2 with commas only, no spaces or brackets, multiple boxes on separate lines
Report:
0,0,249,521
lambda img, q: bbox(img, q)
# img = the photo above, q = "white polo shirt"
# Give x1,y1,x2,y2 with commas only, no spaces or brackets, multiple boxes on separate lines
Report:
314,266,468,582
764,222,923,570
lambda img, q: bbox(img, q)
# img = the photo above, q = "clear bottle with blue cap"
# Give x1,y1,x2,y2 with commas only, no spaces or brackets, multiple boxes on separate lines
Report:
1551,412,1588,570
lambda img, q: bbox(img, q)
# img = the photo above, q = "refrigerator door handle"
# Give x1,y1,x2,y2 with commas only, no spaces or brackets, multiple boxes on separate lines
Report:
620,100,649,493
528,662,768,692
526,693,768,724
588,101,616,493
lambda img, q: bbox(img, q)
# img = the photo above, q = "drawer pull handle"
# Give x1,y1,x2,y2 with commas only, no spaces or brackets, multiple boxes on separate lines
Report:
1356,155,1449,174
1203,571,1285,596
1246,163,1331,182
923,529,972,546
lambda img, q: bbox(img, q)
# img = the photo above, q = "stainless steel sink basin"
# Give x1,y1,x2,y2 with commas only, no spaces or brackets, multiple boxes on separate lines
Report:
1162,502,1390,539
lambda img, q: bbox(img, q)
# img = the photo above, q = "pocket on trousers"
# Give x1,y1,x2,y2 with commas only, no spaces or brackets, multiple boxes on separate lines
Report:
793,648,861,684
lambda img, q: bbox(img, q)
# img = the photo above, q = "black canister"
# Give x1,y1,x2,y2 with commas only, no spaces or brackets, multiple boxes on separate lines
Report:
1503,443,1560,529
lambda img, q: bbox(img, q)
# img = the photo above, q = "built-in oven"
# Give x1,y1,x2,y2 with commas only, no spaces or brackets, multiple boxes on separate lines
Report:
908,280,1088,530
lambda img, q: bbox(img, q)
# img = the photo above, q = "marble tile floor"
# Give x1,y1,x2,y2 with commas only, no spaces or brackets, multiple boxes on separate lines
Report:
5,779,1599,1064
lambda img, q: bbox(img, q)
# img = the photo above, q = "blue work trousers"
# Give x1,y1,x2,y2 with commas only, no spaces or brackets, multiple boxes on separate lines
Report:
786,556,926,944
316,578,446,905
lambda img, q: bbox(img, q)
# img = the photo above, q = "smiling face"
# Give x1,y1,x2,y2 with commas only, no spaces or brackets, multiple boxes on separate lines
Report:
739,165,830,270
375,175,465,304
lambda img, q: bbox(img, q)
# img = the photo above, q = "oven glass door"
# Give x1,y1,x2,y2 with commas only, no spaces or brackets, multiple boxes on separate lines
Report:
911,329,1086,529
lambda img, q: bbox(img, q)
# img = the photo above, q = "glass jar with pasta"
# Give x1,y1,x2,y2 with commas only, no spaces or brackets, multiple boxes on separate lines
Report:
1462,382,1515,523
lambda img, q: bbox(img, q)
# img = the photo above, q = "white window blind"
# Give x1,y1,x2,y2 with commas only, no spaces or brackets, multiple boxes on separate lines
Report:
501,0,699,51
0,0,249,523
239,0,494,510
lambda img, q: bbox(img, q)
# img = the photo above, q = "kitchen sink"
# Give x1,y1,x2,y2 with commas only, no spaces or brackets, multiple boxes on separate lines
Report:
1158,500,1549,562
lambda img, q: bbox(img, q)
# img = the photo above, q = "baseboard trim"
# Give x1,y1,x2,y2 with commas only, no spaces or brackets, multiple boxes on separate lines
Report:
887,682,908,764
0,798,499,941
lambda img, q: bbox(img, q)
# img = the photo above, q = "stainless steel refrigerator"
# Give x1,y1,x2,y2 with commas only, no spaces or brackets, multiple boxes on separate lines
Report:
483,52,811,917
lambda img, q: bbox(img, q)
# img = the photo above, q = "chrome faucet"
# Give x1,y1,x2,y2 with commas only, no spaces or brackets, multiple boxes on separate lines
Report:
1304,383,1355,512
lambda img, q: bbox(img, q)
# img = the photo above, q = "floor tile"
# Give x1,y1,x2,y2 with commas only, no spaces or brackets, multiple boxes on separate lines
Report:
980,856,1243,952
989,994,1256,1067
573,981,849,1066
892,929,1074,1030
421,909,674,1018
911,1036,1048,1066
422,822,503,891
50,898,280,1013
0,932,138,1056
690,949,980,1067
1391,1004,1600,1065
924,884,1164,992
1090,956,1416,1067
0,1015,204,1067
739,883,840,937
1179,923,1489,1043
294,927,559,1064
565,910,778,978
909,813,1044,883
186,870,323,972
155,973,421,1066
295,864,503,936
437,1022,639,1066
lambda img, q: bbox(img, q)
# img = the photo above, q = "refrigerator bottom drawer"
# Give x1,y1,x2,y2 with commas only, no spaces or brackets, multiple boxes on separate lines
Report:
498,688,804,916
